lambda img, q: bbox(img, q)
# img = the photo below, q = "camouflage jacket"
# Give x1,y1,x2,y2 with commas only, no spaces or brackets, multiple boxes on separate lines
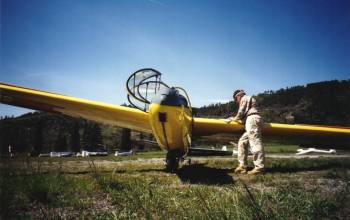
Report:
234,95,259,121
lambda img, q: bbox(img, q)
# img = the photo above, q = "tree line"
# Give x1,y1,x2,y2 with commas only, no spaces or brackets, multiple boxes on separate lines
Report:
0,112,114,155
195,79,350,126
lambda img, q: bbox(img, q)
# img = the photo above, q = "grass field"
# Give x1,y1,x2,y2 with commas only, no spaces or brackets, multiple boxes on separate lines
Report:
1,150,350,219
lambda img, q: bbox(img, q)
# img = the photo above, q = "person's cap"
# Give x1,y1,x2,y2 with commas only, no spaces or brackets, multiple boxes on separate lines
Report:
233,89,245,100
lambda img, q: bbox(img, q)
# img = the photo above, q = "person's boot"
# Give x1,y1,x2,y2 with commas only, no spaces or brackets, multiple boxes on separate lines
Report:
247,167,265,175
234,165,247,174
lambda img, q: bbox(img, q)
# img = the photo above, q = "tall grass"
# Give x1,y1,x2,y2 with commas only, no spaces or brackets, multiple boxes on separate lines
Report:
1,156,349,219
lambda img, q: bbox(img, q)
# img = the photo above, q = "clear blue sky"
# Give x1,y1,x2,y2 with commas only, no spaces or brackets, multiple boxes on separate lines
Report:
1,0,349,116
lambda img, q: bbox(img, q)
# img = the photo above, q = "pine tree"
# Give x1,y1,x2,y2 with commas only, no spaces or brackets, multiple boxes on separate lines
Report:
91,124,103,151
71,122,81,152
33,121,43,155
81,123,103,151
54,130,67,151
120,128,131,151
81,123,91,151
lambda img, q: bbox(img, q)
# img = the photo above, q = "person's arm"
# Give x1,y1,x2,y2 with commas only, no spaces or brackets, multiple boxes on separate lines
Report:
223,97,247,123
233,97,248,121
224,116,235,123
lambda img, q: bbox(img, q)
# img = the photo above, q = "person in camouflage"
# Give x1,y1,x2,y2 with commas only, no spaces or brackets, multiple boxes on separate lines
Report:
225,89,265,175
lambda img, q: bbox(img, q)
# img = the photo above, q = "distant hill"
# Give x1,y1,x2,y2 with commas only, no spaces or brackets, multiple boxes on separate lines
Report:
194,79,350,126
1,79,349,154
0,112,149,155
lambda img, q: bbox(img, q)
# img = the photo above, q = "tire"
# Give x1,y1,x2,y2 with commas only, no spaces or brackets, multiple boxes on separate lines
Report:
165,153,179,173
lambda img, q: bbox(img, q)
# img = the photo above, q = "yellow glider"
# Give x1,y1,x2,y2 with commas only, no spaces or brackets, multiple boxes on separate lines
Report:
1,82,349,144
1,69,349,171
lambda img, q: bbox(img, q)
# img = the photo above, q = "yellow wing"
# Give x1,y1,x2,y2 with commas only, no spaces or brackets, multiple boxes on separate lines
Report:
193,117,350,136
193,117,350,147
0,83,152,133
193,118,245,136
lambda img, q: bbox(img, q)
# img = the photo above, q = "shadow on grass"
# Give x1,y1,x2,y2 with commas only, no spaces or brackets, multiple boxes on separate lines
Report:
176,164,234,185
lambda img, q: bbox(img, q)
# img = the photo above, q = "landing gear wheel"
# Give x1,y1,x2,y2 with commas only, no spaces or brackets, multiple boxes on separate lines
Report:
165,152,179,173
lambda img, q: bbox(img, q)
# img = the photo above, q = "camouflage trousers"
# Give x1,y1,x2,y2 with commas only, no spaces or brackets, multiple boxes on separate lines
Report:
238,115,265,168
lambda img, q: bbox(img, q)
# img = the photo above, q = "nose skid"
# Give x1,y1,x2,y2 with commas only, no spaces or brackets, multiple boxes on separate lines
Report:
149,103,192,155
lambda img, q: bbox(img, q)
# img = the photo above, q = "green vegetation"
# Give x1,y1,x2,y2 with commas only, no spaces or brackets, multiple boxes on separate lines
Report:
195,79,350,126
264,143,299,153
1,154,349,219
0,112,126,155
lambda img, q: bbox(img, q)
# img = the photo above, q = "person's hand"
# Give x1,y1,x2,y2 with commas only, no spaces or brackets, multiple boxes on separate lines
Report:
231,117,243,124
234,119,243,124
224,117,234,123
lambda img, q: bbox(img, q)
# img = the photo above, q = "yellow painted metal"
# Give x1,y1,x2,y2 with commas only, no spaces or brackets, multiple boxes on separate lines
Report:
193,118,245,136
263,123,350,136
148,103,192,153
0,82,152,133
193,117,350,137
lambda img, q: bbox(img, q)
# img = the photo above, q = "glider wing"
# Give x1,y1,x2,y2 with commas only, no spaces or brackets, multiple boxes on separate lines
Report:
193,117,350,147
0,83,152,133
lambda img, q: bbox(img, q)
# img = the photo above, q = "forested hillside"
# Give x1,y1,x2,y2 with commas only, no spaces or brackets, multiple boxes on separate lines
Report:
195,80,350,126
0,112,147,155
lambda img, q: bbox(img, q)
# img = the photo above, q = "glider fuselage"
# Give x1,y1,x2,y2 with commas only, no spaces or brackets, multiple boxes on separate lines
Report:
148,87,192,157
